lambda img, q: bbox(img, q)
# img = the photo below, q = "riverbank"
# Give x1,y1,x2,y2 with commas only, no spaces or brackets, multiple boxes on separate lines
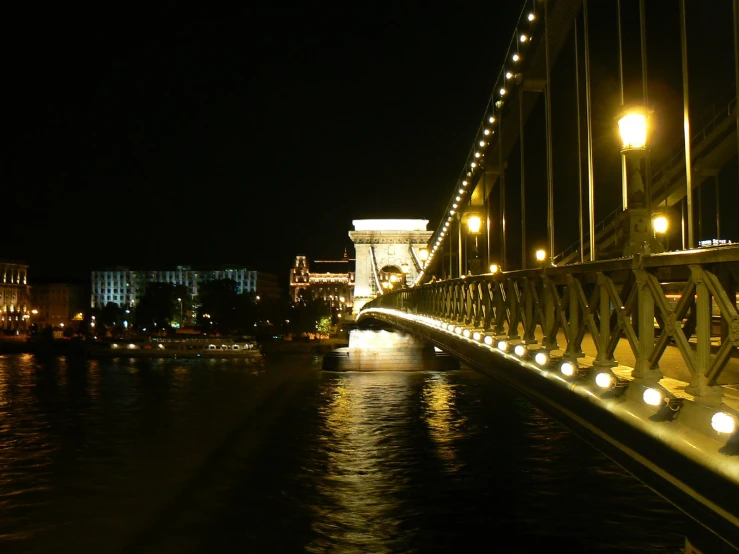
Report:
0,338,85,355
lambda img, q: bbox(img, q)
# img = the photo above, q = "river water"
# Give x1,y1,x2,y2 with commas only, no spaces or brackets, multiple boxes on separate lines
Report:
0,350,697,553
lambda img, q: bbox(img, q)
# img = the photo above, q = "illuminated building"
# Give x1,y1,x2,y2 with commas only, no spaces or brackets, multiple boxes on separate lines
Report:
0,261,31,330
90,266,275,308
91,268,135,308
31,284,86,329
289,250,355,312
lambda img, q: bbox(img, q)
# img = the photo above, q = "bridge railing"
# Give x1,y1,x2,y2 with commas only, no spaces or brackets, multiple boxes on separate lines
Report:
364,245,739,404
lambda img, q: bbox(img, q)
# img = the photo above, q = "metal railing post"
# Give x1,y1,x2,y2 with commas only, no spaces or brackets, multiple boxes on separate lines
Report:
543,276,559,350
507,280,520,340
632,270,661,380
567,275,581,359
524,278,536,344
594,274,615,367
686,266,722,403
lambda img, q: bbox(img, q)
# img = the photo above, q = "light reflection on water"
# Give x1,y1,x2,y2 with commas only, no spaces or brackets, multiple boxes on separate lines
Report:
0,352,698,553
314,372,417,552
303,369,690,553
421,373,464,472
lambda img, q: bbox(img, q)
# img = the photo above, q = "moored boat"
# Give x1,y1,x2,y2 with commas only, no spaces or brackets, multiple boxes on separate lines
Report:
86,336,263,360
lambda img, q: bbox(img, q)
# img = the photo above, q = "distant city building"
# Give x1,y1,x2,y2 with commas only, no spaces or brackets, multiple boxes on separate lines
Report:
0,261,31,330
90,266,277,308
290,256,310,300
289,250,355,311
32,284,86,329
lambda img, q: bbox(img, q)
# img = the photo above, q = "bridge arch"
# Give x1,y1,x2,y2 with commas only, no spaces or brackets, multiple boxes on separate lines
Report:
349,219,432,314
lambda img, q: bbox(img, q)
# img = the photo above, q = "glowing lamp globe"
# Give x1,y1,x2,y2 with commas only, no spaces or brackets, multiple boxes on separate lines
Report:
617,106,650,156
653,215,668,234
467,215,482,234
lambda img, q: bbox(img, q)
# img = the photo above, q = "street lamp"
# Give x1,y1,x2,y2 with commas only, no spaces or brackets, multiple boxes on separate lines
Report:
535,249,546,263
177,297,183,328
618,107,648,154
419,248,428,263
400,262,409,286
467,215,482,234
489,263,499,274
617,104,662,256
466,214,482,274
652,215,668,235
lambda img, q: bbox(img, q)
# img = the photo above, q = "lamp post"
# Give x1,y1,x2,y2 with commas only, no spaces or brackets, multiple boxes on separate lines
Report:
419,247,428,268
617,104,663,256
535,249,547,267
177,297,183,328
401,262,409,287
466,214,482,274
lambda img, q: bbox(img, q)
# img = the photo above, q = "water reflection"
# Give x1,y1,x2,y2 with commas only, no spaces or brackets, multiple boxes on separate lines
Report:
311,372,416,553
0,354,694,553
421,373,464,472
86,360,101,401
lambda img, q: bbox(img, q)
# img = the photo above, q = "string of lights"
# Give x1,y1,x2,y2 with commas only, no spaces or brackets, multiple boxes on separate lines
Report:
415,0,540,285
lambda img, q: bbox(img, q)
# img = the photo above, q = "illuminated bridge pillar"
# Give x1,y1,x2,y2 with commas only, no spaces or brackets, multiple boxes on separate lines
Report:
349,219,433,315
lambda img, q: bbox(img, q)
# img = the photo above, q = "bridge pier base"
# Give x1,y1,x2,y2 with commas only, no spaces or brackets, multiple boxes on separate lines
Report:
686,373,724,407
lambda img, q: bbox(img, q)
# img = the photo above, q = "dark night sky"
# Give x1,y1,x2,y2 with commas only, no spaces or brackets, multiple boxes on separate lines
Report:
4,1,737,284
4,2,523,282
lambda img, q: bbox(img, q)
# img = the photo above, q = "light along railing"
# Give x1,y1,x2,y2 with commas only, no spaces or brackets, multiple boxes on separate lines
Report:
361,246,739,548
366,245,739,406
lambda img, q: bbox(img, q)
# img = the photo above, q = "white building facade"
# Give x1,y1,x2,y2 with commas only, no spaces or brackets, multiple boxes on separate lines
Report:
91,267,258,308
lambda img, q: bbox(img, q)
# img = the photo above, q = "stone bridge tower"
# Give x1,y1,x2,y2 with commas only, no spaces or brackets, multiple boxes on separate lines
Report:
349,219,432,314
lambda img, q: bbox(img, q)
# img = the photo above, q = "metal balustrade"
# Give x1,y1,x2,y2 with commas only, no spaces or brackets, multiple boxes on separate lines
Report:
364,245,739,404
360,246,739,546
